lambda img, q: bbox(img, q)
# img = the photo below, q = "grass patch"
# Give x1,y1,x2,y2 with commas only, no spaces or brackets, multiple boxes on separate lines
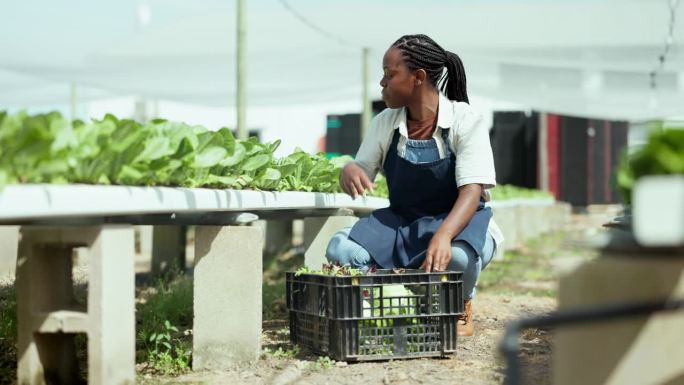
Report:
478,231,596,297
137,274,193,376
0,283,16,385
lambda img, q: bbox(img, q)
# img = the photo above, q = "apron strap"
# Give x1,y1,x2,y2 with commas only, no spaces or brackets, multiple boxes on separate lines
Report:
439,127,452,156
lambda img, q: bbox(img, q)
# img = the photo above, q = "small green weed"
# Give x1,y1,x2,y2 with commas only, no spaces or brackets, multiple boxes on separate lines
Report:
308,356,335,371
262,345,300,360
137,274,193,376
144,320,192,376
137,275,192,347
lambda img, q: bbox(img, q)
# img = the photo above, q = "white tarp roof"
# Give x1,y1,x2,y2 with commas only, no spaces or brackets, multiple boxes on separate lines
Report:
1,0,683,120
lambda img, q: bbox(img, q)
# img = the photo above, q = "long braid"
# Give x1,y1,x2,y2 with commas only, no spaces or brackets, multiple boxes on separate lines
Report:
392,34,469,103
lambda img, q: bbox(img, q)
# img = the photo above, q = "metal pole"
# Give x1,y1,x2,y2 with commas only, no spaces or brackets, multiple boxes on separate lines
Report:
70,82,77,121
361,47,371,139
236,0,247,140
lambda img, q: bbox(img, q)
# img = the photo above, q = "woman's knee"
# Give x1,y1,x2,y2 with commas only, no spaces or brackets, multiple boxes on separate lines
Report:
325,230,353,265
326,227,373,268
447,241,477,272
480,233,496,270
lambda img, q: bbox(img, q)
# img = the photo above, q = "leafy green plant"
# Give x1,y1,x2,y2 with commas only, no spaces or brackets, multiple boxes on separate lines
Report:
0,111,385,195
137,275,193,344
294,263,366,277
145,320,192,376
368,173,389,198
361,284,417,318
617,123,684,204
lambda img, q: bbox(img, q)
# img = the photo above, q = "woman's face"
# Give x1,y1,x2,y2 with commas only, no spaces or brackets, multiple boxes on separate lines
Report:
380,47,418,109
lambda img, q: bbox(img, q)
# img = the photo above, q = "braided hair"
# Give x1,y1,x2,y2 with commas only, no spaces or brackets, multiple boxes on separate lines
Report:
392,34,469,104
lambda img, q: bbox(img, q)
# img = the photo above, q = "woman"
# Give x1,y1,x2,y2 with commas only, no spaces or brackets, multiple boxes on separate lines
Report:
326,34,504,337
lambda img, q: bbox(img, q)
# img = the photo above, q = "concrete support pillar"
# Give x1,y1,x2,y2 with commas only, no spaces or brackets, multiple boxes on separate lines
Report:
87,226,136,385
491,206,518,251
17,237,80,384
263,220,293,257
302,217,327,252
138,225,153,257
16,225,135,385
491,202,570,251
151,225,186,277
554,253,684,385
304,215,359,269
193,225,263,370
551,202,572,232
515,205,538,242
0,226,19,279
72,247,89,269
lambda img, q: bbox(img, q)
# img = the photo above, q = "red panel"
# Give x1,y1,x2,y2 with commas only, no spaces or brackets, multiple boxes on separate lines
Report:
547,114,561,200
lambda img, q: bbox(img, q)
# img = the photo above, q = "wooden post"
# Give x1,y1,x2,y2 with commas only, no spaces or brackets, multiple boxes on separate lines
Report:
361,47,371,140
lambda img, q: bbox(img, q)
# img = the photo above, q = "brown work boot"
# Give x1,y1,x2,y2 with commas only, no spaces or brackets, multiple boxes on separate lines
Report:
457,299,474,337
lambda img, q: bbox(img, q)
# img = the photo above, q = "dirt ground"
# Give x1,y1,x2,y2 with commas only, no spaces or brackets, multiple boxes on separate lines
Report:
145,292,554,385
137,206,618,385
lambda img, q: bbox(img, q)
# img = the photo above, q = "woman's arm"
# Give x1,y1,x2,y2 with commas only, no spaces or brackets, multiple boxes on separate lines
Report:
340,112,389,198
420,183,481,272
421,105,496,272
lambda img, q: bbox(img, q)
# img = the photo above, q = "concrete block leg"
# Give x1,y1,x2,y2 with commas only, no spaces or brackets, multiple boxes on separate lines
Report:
263,220,293,257
151,225,187,277
491,207,518,251
0,226,19,280
88,225,136,385
17,235,80,385
72,247,89,269
558,202,572,230
16,225,135,385
515,206,527,244
555,255,684,385
529,206,543,238
138,226,153,256
302,217,326,252
304,216,359,269
193,225,263,370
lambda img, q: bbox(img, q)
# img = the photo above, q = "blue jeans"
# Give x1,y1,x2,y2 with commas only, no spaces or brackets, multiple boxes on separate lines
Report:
326,226,495,299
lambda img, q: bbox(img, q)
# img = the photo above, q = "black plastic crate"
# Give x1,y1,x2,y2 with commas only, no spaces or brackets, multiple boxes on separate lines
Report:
286,269,463,361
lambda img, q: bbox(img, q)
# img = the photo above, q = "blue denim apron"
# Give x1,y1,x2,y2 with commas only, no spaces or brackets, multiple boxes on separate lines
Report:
348,128,492,268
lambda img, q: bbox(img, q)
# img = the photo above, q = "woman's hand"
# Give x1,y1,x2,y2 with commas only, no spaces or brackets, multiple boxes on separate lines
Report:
422,184,482,272
421,232,452,272
340,162,374,198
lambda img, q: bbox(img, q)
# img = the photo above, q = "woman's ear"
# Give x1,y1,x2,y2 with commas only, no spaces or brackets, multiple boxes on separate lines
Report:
414,69,427,86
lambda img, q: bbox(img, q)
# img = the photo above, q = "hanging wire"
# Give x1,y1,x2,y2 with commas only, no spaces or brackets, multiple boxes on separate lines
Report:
278,0,358,47
650,0,681,90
